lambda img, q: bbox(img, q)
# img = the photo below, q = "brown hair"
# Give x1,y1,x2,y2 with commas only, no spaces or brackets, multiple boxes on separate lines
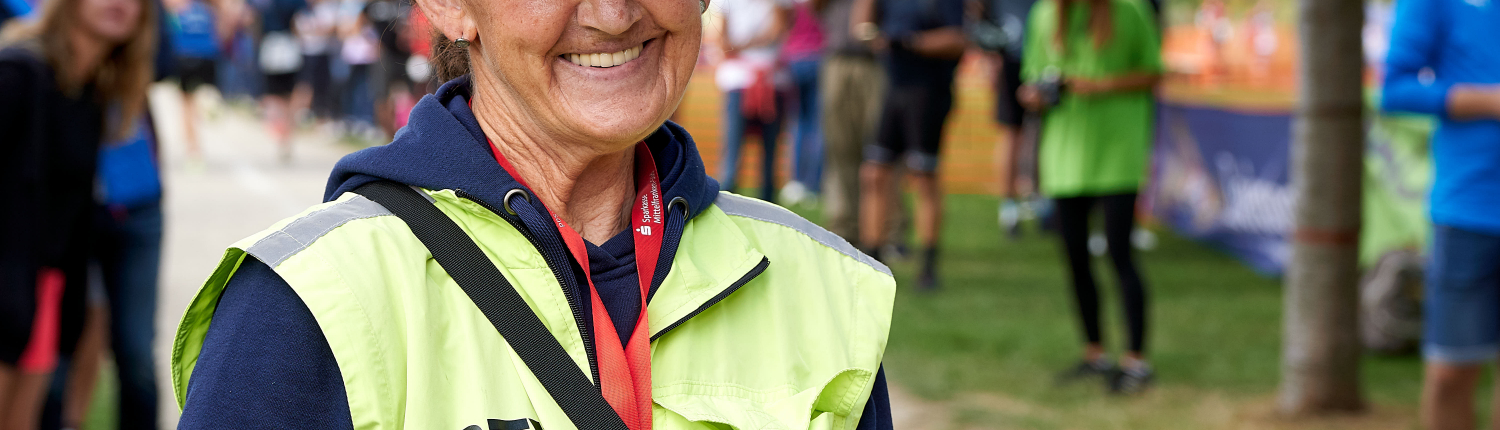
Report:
0,0,157,139
429,31,469,82
1054,0,1113,54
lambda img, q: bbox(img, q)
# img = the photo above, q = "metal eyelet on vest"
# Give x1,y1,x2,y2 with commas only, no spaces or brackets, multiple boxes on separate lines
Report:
668,196,688,215
503,189,531,215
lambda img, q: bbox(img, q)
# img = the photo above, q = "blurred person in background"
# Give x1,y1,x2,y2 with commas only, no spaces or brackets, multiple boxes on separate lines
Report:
165,0,222,163
385,4,427,128
255,0,306,161
777,0,821,206
215,0,263,100
968,0,1036,236
336,0,377,134
403,6,431,90
40,7,173,426
854,0,966,291
1381,1,1500,429
293,0,337,122
1018,0,1161,394
814,0,880,244
42,4,172,426
363,0,407,136
0,0,154,423
713,0,792,202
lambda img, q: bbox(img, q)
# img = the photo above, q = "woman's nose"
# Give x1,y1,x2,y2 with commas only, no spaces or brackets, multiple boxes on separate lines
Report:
576,0,642,36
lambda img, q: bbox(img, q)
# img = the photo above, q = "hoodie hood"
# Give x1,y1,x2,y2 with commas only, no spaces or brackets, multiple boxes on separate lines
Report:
325,76,721,221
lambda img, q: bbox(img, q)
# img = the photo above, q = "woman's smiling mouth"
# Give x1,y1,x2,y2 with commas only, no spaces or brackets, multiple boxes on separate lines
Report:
563,43,644,68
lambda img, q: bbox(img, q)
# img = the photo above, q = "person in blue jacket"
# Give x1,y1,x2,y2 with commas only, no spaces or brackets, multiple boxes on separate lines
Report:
1381,1,1500,429
176,0,895,427
166,0,222,162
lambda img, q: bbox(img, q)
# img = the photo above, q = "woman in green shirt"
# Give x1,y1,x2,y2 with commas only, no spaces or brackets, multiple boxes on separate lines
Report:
1018,0,1161,394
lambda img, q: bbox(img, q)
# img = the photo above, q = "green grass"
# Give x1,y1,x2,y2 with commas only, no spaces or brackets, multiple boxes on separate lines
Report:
84,359,118,430
787,193,1435,429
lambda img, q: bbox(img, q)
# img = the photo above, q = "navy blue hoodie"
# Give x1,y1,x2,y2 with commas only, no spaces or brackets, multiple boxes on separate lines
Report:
178,77,891,429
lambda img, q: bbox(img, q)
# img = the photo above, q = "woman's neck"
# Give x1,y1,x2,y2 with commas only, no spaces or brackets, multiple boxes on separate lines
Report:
66,27,108,88
470,87,638,244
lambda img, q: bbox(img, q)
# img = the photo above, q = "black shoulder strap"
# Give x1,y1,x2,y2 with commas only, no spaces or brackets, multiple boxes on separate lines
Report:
353,181,628,430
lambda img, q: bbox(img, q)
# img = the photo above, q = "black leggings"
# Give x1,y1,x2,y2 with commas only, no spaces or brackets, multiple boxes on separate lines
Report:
1055,193,1149,354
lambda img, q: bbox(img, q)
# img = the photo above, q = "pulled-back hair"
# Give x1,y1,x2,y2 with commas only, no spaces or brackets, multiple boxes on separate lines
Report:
429,31,470,82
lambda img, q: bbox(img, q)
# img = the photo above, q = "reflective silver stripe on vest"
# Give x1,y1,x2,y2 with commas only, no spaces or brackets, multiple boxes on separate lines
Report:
245,195,393,267
714,192,892,276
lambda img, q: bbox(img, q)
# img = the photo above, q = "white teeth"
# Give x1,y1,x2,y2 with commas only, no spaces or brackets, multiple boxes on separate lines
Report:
565,44,644,68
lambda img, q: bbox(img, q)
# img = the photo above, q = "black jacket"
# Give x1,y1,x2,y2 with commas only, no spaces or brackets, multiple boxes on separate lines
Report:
0,45,104,364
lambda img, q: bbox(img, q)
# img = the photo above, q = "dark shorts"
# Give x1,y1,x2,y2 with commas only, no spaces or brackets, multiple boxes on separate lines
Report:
866,84,954,173
264,72,298,97
994,54,1024,127
1425,224,1500,364
177,57,218,93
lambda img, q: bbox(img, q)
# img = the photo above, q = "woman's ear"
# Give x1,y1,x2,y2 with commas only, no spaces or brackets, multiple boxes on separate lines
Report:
419,0,476,43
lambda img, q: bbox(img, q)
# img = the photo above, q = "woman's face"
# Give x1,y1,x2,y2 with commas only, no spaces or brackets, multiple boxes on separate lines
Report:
76,0,141,44
463,0,704,148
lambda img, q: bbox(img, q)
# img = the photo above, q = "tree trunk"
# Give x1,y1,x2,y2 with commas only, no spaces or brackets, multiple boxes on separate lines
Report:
1279,0,1367,415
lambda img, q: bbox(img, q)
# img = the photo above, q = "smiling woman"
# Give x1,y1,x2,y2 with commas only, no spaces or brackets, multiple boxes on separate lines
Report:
172,0,896,429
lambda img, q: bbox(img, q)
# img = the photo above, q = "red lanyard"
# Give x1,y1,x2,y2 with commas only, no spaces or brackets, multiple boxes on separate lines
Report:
488,141,659,430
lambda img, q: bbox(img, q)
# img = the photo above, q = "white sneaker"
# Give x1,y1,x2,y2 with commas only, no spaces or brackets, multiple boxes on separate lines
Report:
780,181,809,206
999,200,1021,237
1089,232,1108,256
1132,228,1158,251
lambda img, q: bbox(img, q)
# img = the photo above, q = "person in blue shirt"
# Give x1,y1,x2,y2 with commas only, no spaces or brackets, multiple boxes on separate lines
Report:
1381,1,1500,429
253,0,307,161
167,0,221,162
854,0,967,291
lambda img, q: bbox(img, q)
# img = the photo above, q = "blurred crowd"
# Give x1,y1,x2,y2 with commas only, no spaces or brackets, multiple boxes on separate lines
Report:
163,0,433,161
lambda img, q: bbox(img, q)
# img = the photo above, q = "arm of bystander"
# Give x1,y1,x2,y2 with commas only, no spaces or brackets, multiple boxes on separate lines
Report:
1381,0,1500,120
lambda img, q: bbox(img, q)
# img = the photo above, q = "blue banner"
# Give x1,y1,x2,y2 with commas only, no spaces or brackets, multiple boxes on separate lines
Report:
1147,104,1295,275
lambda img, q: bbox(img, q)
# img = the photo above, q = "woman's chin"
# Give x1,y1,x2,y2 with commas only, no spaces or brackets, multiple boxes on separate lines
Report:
555,96,671,143
564,111,667,146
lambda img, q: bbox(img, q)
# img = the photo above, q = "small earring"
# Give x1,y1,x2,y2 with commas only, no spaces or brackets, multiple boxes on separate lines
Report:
699,0,706,12
454,37,470,48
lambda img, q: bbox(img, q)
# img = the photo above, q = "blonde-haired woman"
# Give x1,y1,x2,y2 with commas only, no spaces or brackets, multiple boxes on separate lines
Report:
0,0,155,424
